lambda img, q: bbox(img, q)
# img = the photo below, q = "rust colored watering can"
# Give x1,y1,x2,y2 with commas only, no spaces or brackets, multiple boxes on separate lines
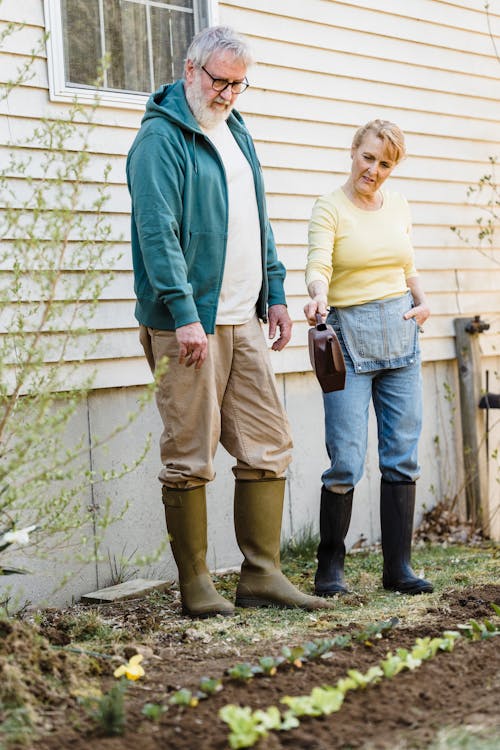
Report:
308,314,346,393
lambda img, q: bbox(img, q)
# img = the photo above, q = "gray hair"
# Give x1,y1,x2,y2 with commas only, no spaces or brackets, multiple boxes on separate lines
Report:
185,25,253,69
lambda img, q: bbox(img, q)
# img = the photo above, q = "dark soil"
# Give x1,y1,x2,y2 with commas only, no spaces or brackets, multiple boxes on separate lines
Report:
19,583,500,749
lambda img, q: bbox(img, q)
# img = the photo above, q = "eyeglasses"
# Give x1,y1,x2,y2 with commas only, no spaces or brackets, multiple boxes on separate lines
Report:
201,66,249,94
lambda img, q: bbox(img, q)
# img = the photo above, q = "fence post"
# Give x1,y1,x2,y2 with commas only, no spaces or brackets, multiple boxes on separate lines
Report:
453,316,489,533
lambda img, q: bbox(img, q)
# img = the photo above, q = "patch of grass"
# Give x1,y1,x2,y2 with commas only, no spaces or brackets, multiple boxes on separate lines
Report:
427,724,500,749
63,610,124,645
0,706,34,747
281,524,319,567
138,542,498,648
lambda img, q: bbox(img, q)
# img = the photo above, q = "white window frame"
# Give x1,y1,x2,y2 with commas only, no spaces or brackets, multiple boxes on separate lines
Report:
44,0,218,109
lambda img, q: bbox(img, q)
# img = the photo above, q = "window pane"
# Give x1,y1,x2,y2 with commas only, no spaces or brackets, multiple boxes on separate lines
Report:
60,0,201,94
104,0,150,93
62,0,101,86
152,0,194,7
151,6,194,88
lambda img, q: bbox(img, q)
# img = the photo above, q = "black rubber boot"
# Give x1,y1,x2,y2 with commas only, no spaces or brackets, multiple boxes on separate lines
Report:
314,486,353,596
380,479,433,595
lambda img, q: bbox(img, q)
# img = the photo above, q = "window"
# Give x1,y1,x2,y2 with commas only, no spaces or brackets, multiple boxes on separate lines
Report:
45,0,214,107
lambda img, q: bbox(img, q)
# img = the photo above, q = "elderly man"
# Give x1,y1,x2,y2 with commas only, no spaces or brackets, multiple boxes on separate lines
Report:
127,25,330,617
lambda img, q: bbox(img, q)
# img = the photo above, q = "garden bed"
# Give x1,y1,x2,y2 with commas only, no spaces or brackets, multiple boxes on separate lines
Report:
2,544,499,749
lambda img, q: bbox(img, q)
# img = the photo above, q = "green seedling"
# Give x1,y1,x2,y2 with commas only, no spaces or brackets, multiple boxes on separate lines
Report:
396,647,422,670
302,638,336,661
346,665,383,688
309,686,345,715
219,704,264,749
336,675,358,693
252,706,288,731
354,616,399,645
257,656,283,676
141,702,167,721
380,652,406,678
219,705,298,749
281,645,305,667
169,688,198,707
458,618,500,640
281,694,322,717
440,631,460,651
226,662,261,681
331,633,352,649
198,676,223,696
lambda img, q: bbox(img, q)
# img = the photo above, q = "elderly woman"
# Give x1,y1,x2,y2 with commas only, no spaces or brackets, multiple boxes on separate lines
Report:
304,119,433,596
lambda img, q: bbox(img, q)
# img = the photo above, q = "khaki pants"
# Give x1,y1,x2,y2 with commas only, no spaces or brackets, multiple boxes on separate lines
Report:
144,315,293,488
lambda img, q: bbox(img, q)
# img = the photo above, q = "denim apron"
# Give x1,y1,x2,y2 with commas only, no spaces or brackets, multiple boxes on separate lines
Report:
321,290,422,488
332,290,419,373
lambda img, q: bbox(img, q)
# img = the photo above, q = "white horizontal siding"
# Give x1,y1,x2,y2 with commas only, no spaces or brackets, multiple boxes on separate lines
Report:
0,0,499,388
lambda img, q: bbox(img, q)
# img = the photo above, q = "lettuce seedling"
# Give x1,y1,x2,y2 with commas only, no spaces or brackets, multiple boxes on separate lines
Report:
257,656,283,676
226,663,261,681
141,702,167,721
281,695,322,717
395,647,422,670
169,688,198,707
346,666,383,688
380,652,405,678
198,676,223,696
310,686,344,715
302,638,336,661
459,618,500,640
354,617,399,646
281,645,305,668
219,704,268,749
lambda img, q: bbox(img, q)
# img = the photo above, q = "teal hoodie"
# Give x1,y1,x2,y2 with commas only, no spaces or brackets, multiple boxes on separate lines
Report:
126,80,287,332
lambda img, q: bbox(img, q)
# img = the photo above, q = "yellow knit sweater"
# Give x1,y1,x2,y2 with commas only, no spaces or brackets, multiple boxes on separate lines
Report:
306,187,417,307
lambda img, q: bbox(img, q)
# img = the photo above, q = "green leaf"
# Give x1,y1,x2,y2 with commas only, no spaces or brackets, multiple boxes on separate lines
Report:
310,686,344,715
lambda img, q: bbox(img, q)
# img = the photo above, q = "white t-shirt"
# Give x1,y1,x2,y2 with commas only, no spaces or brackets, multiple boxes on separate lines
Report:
203,120,262,325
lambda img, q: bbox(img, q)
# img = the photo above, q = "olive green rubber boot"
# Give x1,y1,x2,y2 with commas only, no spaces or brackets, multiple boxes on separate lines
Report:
162,485,235,618
234,478,333,610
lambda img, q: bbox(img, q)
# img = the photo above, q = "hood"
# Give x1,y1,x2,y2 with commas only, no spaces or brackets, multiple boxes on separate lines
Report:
140,79,247,136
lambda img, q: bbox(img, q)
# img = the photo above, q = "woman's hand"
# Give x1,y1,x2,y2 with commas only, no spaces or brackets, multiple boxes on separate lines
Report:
403,303,430,328
405,276,430,330
304,280,329,325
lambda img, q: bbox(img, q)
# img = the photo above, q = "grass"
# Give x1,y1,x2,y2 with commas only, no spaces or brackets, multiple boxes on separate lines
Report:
426,725,500,749
140,539,499,650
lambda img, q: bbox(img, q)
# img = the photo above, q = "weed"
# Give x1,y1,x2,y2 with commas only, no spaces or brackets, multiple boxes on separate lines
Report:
79,681,127,736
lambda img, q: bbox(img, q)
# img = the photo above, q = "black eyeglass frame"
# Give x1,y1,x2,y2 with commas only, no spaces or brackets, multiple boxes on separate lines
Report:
200,65,249,94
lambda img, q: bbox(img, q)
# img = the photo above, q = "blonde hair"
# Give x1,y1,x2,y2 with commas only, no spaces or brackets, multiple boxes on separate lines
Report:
352,119,406,164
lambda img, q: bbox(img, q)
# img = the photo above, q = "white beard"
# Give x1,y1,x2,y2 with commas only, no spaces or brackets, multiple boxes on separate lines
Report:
185,73,233,130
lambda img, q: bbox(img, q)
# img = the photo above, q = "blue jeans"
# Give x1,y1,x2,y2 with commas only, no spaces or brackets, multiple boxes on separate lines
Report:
322,306,422,491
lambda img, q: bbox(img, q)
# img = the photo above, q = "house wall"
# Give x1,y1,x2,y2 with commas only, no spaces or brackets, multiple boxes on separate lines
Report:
0,0,499,606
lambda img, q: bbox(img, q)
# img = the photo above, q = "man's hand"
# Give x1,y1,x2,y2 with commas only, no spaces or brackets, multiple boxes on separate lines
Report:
176,322,208,369
268,304,292,351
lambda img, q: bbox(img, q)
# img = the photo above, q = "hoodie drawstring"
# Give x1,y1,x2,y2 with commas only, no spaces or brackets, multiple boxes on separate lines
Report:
191,133,198,174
